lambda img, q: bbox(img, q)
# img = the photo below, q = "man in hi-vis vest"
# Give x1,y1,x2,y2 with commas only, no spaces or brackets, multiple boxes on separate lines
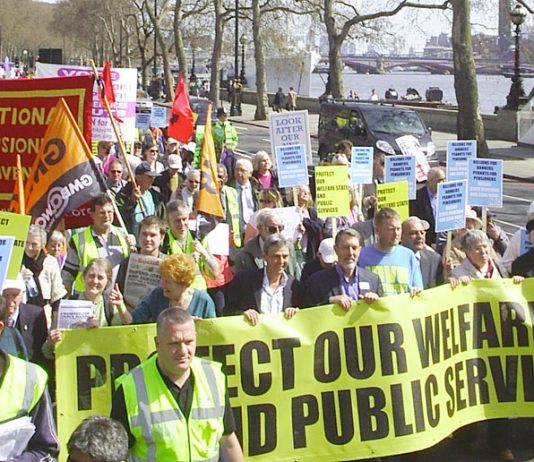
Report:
0,296,59,460
111,308,244,462
62,193,135,294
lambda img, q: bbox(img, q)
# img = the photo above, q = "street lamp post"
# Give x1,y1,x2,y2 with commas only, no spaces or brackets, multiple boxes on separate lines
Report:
230,0,239,116
505,4,527,111
239,34,247,84
153,0,158,78
191,42,196,81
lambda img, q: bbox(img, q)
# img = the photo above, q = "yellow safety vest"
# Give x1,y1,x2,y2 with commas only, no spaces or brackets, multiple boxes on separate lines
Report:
0,354,48,424
222,186,242,248
166,231,208,290
117,355,225,462
72,226,130,292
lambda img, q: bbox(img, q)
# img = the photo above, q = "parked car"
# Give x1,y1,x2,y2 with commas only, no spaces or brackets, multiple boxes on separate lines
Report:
318,101,435,160
189,96,218,125
136,89,154,113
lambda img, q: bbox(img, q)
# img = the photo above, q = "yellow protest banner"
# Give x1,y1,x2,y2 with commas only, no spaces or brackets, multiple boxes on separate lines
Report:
0,211,31,279
377,180,409,220
315,165,350,219
56,279,534,461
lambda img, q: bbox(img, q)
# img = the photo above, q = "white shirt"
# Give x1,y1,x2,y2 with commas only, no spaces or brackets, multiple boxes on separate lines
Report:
260,270,288,314
238,182,255,226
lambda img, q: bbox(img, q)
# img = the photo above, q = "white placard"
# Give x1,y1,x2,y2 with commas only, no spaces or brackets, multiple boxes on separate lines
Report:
269,110,312,166
36,62,138,142
206,223,230,256
57,299,93,329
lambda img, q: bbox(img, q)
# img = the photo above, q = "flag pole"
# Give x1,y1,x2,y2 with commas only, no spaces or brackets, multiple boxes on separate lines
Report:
16,154,25,214
89,60,145,214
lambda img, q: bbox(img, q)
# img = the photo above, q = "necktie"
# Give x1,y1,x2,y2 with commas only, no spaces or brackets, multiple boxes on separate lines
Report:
241,185,252,224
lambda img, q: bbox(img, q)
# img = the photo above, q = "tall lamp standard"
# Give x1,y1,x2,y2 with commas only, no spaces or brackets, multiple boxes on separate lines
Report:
505,4,527,111
230,0,239,116
239,34,248,84
191,41,197,81
153,0,158,78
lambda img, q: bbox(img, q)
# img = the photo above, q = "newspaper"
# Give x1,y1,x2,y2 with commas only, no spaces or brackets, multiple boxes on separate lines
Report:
124,254,162,309
0,416,35,459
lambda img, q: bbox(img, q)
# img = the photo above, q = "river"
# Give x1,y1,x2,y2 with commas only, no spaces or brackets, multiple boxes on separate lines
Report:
309,71,534,115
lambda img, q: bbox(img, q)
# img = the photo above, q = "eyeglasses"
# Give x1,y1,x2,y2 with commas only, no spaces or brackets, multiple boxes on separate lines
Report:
149,149,158,153
267,224,284,233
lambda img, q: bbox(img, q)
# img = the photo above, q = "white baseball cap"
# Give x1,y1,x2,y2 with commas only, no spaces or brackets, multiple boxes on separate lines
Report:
318,238,336,264
167,154,182,170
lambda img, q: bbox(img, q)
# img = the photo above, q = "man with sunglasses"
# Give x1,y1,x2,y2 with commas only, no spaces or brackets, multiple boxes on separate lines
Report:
233,209,300,277
106,159,127,196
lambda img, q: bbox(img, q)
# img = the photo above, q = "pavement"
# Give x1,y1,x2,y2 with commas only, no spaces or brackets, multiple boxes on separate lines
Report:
228,102,534,183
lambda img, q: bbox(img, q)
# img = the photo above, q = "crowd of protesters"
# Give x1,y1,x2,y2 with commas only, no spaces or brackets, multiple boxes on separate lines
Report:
3,99,534,461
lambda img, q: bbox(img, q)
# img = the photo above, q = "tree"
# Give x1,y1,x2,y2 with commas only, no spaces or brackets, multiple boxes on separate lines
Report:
451,0,489,156
298,0,449,98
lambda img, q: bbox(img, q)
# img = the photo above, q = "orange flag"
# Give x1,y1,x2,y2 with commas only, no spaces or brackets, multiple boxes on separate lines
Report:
197,104,224,218
24,98,105,231
10,154,26,214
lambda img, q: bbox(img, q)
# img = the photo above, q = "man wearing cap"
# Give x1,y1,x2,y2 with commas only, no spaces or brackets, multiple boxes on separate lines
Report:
511,218,534,277
153,153,184,203
2,277,48,368
401,216,444,289
165,137,180,156
0,294,59,461
300,237,337,284
63,193,134,294
303,229,382,309
116,161,165,237
212,106,238,158
409,166,446,245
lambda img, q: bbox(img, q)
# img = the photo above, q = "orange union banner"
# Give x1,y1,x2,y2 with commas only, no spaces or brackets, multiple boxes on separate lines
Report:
0,75,93,206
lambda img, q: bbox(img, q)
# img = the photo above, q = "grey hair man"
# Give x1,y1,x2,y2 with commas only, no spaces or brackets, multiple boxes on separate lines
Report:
67,416,129,462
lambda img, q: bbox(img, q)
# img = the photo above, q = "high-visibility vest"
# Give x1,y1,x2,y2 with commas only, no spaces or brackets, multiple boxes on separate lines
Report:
0,354,48,424
117,355,225,462
222,186,242,248
166,230,208,290
71,227,130,292
212,120,238,154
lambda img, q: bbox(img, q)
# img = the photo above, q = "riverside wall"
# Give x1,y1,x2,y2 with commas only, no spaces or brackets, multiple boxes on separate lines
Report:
234,90,519,141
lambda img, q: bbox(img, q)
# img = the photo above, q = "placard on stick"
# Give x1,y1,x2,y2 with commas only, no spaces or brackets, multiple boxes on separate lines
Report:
446,140,476,181
385,155,416,199
269,110,312,166
376,181,409,221
350,147,373,184
0,211,31,279
436,180,467,233
315,166,349,219
275,144,309,188
467,159,503,207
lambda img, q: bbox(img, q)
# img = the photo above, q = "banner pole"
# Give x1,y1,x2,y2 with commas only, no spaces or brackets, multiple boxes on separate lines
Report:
16,154,25,214
481,207,487,232
89,60,146,215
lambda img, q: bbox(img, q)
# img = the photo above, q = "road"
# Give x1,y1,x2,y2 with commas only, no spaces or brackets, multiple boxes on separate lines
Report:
231,120,532,237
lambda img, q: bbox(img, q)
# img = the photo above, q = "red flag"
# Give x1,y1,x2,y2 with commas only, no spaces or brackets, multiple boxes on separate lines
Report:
98,60,123,123
168,73,194,143
99,60,115,104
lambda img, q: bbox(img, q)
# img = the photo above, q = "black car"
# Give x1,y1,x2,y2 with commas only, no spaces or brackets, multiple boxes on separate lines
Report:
189,96,218,126
318,101,435,160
